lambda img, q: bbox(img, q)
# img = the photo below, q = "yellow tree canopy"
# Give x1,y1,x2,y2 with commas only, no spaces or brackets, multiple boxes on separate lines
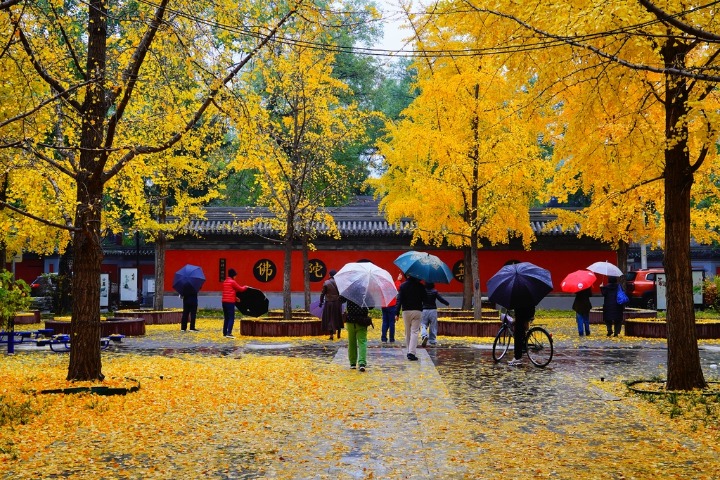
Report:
371,12,553,250
230,17,375,242
454,0,720,248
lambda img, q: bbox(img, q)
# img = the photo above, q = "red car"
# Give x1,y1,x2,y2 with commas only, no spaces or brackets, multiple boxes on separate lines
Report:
624,268,664,310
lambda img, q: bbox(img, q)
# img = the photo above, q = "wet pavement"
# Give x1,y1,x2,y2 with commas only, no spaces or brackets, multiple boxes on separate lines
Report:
10,326,720,478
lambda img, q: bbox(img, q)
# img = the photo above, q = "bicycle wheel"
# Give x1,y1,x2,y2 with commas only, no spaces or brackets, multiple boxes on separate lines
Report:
492,326,512,362
525,326,553,367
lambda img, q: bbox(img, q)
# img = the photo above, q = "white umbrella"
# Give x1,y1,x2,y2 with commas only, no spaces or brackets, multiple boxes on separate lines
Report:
586,261,623,277
334,262,398,308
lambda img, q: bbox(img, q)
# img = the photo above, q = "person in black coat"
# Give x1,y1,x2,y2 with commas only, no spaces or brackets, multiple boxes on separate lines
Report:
508,304,535,366
395,274,427,361
181,292,199,331
600,276,625,336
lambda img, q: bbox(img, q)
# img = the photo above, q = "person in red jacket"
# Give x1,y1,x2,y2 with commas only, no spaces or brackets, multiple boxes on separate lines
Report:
222,268,247,338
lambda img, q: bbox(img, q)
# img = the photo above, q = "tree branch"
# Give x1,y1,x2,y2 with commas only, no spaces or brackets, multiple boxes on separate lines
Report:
0,200,80,232
466,3,720,82
105,0,170,150
103,5,301,183
638,0,720,43
15,24,83,113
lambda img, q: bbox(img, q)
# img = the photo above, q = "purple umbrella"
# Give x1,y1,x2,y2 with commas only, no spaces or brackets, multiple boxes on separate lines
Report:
310,300,324,319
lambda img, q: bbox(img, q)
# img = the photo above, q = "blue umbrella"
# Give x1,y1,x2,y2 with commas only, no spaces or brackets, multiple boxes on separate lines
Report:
486,262,553,309
393,251,453,283
172,264,206,296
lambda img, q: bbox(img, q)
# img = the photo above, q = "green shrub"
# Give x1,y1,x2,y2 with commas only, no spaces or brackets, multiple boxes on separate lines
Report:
0,270,32,330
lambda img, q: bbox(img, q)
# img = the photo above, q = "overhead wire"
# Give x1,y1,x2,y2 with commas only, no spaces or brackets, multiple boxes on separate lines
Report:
79,0,720,59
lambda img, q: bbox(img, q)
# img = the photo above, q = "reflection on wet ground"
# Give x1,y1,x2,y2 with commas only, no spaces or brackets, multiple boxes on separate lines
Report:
427,344,720,429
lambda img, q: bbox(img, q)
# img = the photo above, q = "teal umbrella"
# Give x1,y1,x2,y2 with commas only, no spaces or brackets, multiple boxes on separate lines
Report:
393,251,453,283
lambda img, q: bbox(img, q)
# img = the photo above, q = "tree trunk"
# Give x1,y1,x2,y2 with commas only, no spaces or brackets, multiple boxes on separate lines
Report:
154,232,165,310
471,232,482,319
67,0,107,381
617,240,628,287
462,247,473,309
302,236,310,311
68,199,104,381
662,42,705,390
470,83,483,319
282,213,294,319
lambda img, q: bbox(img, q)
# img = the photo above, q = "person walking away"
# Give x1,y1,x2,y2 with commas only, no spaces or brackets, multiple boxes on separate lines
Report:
222,268,247,338
381,272,403,343
508,304,536,366
420,282,450,347
342,297,373,371
396,274,427,361
181,291,199,331
319,269,343,340
572,287,592,337
600,276,625,337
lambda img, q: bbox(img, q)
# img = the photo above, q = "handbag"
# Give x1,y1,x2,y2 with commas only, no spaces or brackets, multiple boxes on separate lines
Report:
616,285,630,305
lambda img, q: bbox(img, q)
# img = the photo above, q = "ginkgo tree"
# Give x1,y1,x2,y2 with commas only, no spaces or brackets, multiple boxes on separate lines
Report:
460,0,720,390
0,0,304,380
371,12,553,317
229,18,376,318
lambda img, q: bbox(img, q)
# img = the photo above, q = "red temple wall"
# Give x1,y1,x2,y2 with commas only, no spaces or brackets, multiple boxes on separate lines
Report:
165,248,616,294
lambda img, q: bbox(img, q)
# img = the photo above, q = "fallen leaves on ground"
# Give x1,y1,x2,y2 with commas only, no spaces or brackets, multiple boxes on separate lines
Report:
2,315,720,478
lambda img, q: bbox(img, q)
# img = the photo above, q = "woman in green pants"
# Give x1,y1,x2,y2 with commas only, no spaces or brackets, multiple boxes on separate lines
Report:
342,297,373,372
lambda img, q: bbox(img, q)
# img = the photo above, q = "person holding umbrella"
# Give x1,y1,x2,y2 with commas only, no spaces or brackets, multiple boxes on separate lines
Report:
181,291,199,332
174,264,206,332
342,296,373,371
601,276,625,337
561,269,597,338
509,304,536,366
222,268,248,338
395,273,427,361
486,261,553,366
572,287,593,337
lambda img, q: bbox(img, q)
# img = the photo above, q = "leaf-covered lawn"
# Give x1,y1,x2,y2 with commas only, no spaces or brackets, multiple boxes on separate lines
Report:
2,315,720,478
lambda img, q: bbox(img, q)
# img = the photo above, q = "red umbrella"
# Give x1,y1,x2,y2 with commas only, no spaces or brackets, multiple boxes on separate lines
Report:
560,270,597,293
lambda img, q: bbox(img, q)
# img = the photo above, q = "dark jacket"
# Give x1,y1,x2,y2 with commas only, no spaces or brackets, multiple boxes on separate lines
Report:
600,283,624,322
344,298,369,320
182,292,198,307
422,287,450,310
396,277,427,313
572,288,592,316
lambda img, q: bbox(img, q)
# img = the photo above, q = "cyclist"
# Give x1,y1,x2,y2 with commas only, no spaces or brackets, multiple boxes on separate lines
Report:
508,304,536,366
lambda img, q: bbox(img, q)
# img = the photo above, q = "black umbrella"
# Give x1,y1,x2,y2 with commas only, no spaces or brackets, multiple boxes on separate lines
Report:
172,264,206,296
235,287,269,317
486,262,553,309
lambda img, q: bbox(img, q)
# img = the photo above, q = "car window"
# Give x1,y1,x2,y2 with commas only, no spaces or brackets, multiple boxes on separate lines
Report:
626,272,638,281
647,274,655,281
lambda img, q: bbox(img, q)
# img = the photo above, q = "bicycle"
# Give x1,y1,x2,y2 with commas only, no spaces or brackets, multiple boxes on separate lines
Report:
492,313,554,367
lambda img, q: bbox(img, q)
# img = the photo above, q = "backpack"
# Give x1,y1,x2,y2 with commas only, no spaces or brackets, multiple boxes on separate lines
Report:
616,285,630,305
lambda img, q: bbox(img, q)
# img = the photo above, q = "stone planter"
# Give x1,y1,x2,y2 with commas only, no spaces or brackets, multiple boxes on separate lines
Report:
115,309,182,325
437,308,499,320
13,310,41,324
437,318,502,337
265,310,309,319
624,320,720,339
589,307,657,324
45,318,146,337
240,317,324,337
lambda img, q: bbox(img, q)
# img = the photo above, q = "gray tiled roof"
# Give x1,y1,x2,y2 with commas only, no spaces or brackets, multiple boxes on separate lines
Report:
184,196,577,237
